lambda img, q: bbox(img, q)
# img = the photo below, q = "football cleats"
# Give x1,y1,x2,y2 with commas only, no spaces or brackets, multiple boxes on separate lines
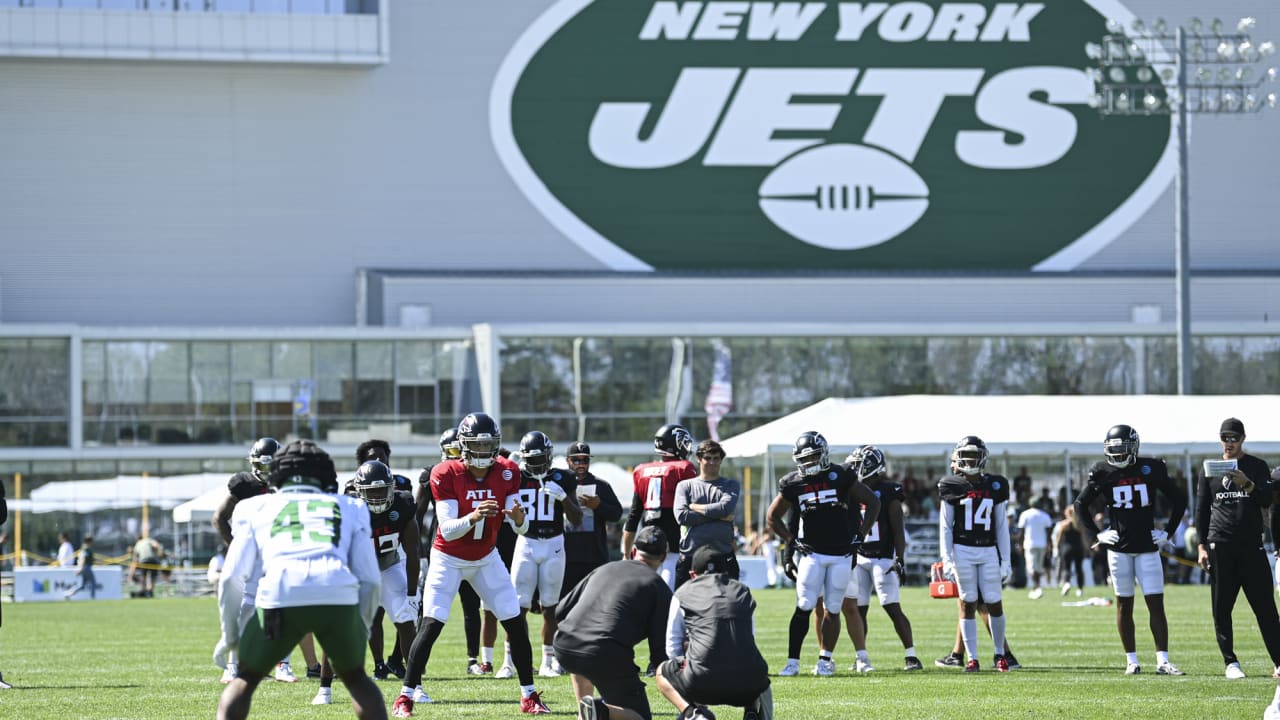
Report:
457,412,502,470
846,445,886,482
792,431,830,476
248,437,281,482
1103,424,1139,468
354,460,394,513
518,431,554,479
267,440,337,493
951,436,988,476
439,427,462,462
654,423,694,459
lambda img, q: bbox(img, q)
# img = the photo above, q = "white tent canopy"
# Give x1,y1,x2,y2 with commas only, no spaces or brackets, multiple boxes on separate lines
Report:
18,472,231,514
720,395,1280,460
171,486,230,524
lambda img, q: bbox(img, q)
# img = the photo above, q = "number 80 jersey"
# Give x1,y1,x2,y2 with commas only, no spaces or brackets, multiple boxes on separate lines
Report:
938,473,1011,548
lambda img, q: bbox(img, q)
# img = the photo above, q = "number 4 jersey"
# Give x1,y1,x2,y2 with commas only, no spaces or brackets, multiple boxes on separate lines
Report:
938,473,1011,548
226,488,380,609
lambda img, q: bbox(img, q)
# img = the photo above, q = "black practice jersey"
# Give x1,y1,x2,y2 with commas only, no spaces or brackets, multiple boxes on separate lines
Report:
858,479,905,559
392,473,413,494
1198,453,1273,545
516,467,578,539
1075,458,1185,554
370,490,417,571
939,473,1011,548
777,466,861,556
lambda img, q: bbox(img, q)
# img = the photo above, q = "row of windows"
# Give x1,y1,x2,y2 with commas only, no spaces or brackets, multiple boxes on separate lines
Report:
3,333,1280,449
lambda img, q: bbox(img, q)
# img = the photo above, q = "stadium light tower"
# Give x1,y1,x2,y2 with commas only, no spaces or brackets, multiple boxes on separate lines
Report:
1085,17,1277,394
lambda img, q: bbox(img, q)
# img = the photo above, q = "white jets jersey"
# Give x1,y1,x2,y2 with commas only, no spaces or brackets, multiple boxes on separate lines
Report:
224,487,381,609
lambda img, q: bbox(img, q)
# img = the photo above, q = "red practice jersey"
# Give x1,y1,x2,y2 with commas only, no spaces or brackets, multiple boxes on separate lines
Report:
430,455,522,561
632,458,697,511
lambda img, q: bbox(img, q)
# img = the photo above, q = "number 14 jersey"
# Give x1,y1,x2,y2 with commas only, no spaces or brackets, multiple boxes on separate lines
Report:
938,473,1011,548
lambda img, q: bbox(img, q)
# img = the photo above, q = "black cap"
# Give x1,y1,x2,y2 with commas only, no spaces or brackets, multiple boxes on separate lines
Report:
1220,418,1246,437
633,526,667,556
690,546,724,575
567,441,591,457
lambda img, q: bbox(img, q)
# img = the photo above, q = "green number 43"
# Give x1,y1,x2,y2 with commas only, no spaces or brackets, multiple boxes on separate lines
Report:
271,499,343,546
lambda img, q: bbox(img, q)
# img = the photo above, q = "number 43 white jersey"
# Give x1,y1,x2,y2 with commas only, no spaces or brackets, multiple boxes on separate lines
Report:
224,487,381,609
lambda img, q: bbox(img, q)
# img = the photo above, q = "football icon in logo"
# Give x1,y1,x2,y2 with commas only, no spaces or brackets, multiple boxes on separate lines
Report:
758,143,929,251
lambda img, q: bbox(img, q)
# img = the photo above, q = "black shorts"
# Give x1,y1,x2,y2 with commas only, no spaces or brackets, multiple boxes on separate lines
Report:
659,657,767,708
554,644,651,720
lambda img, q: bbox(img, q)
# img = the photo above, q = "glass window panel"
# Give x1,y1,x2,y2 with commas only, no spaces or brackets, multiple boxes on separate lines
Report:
106,342,150,404
191,342,231,405
396,341,437,383
314,342,353,404
356,342,393,379
147,341,190,404
272,341,312,380
501,338,575,416
231,342,271,380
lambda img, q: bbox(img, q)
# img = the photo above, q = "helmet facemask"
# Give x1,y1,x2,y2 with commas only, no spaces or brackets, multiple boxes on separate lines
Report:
358,481,392,513
1104,438,1139,468
462,436,500,470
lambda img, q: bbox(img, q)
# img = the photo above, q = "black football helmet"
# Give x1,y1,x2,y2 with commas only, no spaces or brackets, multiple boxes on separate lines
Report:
457,412,502,470
267,439,338,493
793,431,830,476
654,423,694,460
248,437,281,482
519,431,554,479
354,460,394,513
951,436,988,476
1104,424,1140,468
846,445,886,482
439,427,462,462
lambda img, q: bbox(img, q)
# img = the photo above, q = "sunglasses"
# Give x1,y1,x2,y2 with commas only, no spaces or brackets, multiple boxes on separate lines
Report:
1220,435,1242,443
698,454,725,461
567,456,591,464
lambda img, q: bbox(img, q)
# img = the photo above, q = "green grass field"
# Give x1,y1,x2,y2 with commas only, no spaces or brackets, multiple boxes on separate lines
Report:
0,583,1275,719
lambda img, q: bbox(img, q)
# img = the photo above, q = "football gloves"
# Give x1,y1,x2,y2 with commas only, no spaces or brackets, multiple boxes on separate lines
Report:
540,480,568,502
1151,529,1169,547
782,545,798,582
1095,529,1120,546
407,595,421,618
942,560,957,580
889,557,905,576
1000,562,1012,585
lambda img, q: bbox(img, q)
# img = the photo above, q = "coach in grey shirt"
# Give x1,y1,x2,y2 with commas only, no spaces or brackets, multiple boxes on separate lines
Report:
674,440,741,588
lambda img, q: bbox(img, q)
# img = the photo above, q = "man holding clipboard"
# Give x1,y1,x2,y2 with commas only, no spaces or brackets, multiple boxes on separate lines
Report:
562,442,623,597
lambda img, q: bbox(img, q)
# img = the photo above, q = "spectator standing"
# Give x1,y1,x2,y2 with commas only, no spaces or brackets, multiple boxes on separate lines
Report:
555,526,673,720
1016,505,1054,599
674,440,741,588
1196,417,1280,680
56,532,76,567
1053,506,1086,597
562,441,624,596
656,546,771,720
64,536,96,600
131,534,164,598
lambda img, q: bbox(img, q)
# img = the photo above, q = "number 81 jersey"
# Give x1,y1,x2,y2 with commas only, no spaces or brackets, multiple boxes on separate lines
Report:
1078,458,1173,554
938,473,1010,548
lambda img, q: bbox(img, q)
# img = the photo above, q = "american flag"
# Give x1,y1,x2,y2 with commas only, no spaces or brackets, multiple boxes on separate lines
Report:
704,340,733,441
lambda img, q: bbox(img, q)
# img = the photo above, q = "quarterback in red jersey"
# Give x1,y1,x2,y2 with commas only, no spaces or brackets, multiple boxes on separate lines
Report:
392,413,551,717
623,423,697,590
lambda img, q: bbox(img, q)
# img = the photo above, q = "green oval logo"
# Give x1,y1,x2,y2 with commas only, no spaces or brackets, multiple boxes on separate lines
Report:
492,0,1173,270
